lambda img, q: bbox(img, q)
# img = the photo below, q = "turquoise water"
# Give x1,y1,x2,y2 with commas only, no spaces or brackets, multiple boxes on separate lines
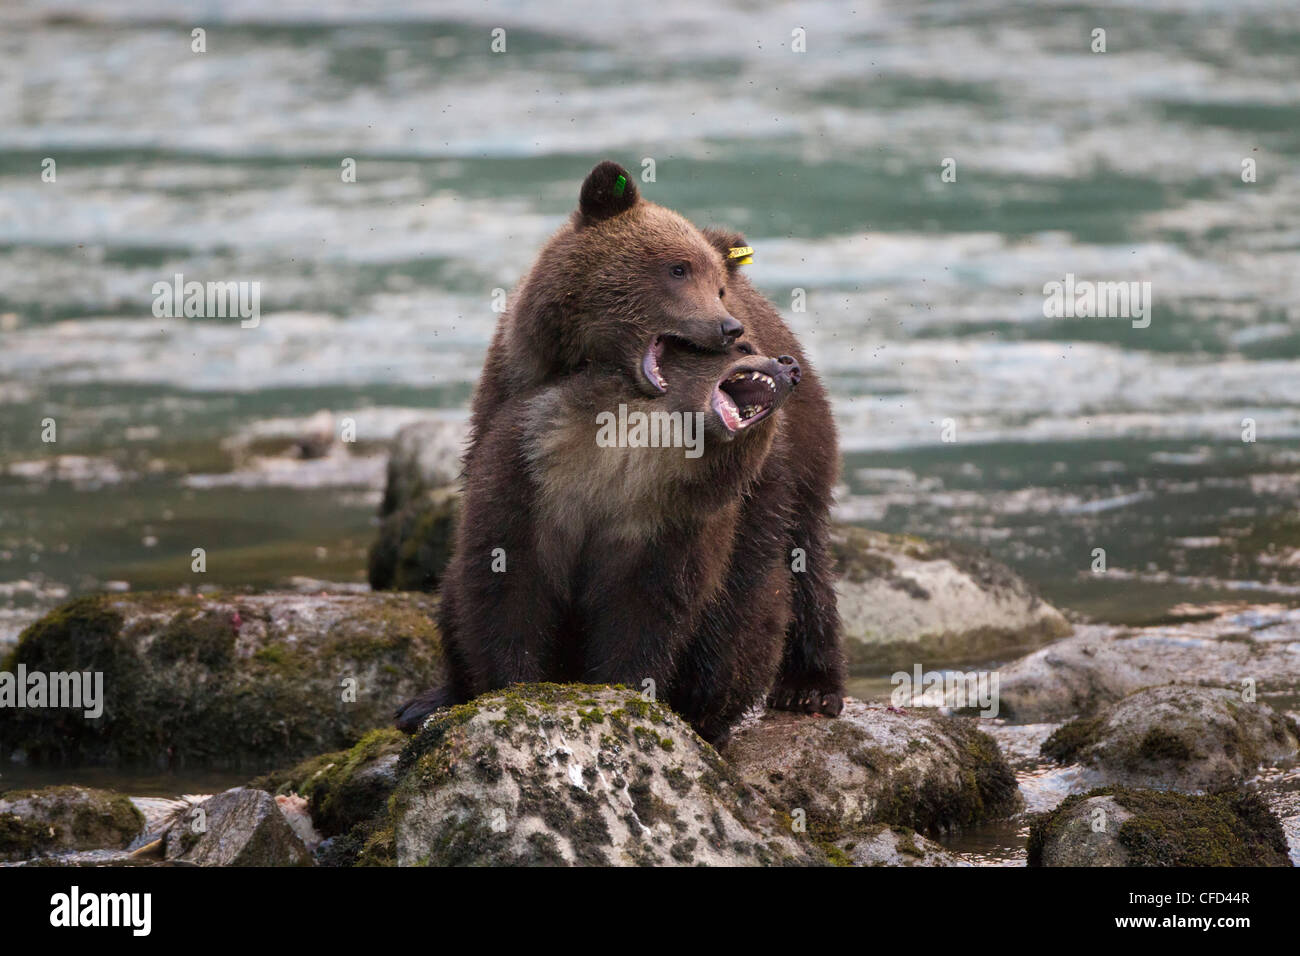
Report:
3,0,1300,645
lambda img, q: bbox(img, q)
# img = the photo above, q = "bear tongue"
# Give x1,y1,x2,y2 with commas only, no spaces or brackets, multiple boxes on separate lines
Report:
716,391,742,431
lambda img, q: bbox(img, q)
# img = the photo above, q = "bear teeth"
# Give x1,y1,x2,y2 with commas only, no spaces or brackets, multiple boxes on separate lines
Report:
727,371,776,390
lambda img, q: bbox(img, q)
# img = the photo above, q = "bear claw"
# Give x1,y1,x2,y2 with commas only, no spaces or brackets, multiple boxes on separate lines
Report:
766,688,843,717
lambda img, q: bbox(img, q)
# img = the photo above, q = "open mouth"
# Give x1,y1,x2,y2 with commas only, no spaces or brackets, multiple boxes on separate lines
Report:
713,368,781,433
641,335,668,393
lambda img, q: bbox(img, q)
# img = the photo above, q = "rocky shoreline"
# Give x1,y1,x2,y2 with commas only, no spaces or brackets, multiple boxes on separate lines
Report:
1,419,1296,867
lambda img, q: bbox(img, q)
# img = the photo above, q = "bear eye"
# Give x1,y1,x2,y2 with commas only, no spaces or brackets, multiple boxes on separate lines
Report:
718,287,725,299
670,264,688,279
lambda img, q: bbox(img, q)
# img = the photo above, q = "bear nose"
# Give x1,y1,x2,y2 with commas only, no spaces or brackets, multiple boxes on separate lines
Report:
720,315,744,342
778,354,801,384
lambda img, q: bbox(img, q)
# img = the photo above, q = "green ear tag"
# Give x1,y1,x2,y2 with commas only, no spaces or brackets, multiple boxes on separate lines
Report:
612,174,627,197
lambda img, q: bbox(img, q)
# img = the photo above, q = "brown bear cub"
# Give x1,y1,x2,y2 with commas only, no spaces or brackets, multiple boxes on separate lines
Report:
398,337,822,745
396,161,845,742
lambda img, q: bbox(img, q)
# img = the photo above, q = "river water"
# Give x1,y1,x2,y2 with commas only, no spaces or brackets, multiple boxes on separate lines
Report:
1,0,1299,860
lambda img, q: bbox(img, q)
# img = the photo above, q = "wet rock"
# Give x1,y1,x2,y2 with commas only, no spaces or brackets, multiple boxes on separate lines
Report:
1041,685,1299,792
0,786,144,862
994,605,1300,723
389,684,824,866
0,592,445,768
163,787,313,867
724,699,1021,839
833,824,971,867
1028,787,1292,867
251,728,405,864
832,526,1069,675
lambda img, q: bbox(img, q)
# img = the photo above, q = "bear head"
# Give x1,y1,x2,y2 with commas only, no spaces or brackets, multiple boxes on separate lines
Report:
507,161,748,399
653,336,801,447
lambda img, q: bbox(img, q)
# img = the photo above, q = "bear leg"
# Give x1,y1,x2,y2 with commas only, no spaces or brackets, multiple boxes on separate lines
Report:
770,512,846,717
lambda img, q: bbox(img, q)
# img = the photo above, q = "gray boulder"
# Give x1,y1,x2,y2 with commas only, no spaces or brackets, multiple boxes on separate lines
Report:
389,684,824,866
832,526,1069,675
163,787,313,866
723,699,1021,839
1041,685,1299,792
995,606,1300,723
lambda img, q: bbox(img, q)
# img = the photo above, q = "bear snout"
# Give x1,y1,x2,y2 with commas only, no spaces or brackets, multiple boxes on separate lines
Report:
720,314,744,343
778,354,801,385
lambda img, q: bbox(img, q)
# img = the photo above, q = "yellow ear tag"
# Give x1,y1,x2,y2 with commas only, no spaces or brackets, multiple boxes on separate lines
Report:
727,246,754,266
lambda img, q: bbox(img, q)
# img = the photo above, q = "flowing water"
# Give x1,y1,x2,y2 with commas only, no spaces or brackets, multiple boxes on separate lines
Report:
2,0,1299,859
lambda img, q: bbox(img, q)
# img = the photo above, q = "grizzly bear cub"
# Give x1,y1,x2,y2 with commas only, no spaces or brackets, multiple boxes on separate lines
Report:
396,161,845,741
398,336,823,745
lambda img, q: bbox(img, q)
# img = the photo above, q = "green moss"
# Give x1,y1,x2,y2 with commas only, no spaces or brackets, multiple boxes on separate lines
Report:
820,841,853,867
1027,786,1292,867
893,826,925,858
0,786,143,860
1134,727,1194,764
1041,715,1105,763
369,491,458,592
0,812,53,858
355,823,396,867
252,645,289,666
662,766,694,796
252,728,405,839
925,721,1019,832
148,609,237,669
2,593,445,769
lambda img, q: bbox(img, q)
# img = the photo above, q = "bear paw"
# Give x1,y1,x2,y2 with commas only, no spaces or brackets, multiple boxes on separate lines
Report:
766,686,844,717
394,684,458,734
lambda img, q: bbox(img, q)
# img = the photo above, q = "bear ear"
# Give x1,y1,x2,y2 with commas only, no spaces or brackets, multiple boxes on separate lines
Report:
703,227,752,271
577,161,639,224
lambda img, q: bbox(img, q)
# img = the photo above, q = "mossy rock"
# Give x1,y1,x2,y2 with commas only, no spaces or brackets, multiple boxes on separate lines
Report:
1027,787,1292,867
251,728,405,840
723,699,1021,840
0,786,143,862
0,592,445,769
1041,685,1299,792
368,417,465,592
388,683,825,866
832,525,1069,675
368,488,459,591
377,418,466,518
